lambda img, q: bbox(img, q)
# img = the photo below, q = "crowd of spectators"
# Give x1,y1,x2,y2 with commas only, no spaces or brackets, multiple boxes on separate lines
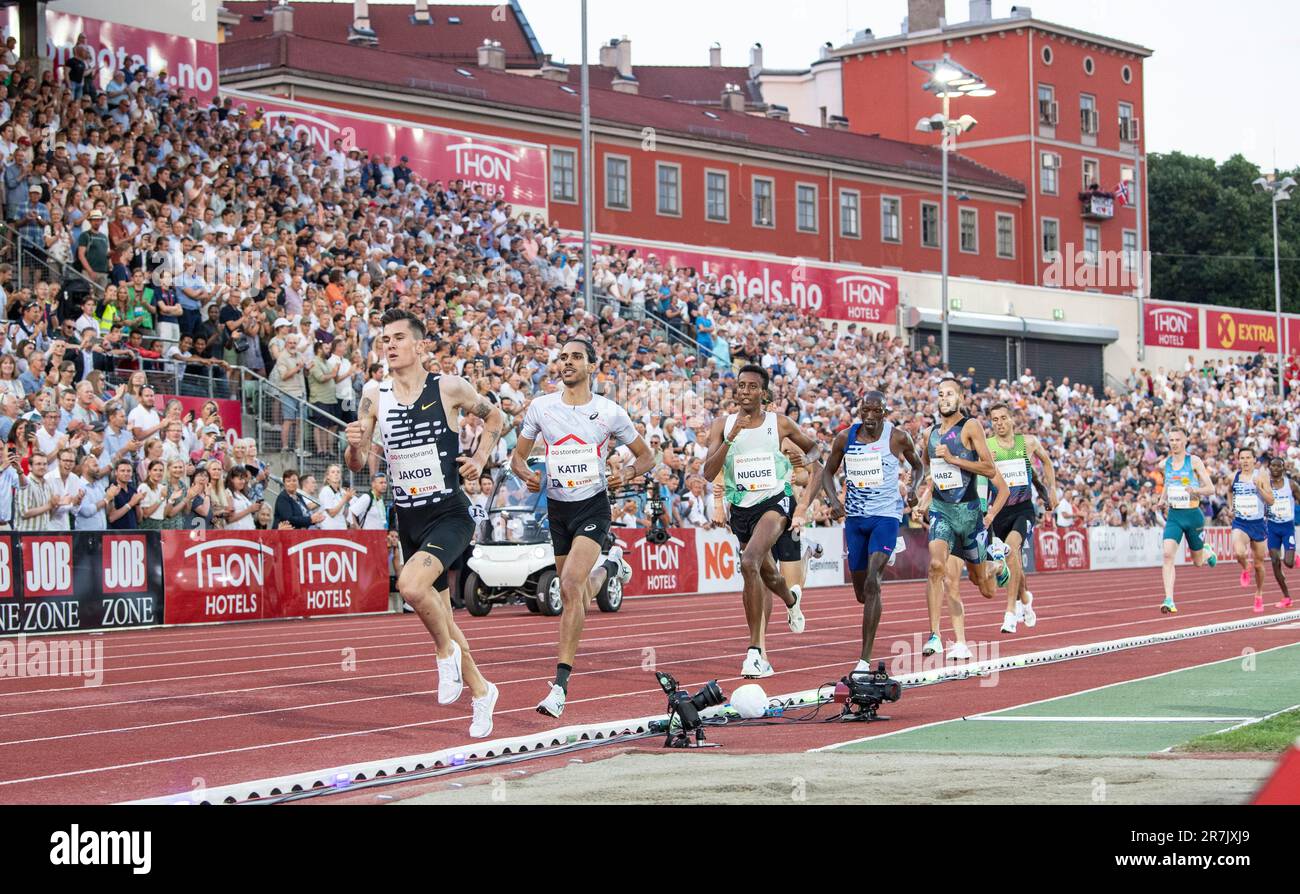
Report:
0,52,1294,539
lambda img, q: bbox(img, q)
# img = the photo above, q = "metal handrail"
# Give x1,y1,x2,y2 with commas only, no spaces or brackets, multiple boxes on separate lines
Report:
2,222,107,301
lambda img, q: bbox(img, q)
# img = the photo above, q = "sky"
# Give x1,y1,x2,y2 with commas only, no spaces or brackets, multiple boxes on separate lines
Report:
337,1,1299,169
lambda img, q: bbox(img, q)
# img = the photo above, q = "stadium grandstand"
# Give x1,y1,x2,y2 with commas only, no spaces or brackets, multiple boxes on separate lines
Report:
0,0,1296,820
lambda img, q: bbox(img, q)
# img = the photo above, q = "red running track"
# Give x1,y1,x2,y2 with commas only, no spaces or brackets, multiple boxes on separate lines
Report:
1,564,1297,803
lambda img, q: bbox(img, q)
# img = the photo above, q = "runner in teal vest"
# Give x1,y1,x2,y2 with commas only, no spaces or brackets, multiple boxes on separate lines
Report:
704,364,821,679
1158,429,1217,614
914,377,1008,660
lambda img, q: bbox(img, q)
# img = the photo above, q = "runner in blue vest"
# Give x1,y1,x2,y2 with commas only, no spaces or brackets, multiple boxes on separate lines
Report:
821,391,924,673
1265,455,1300,610
1229,446,1274,614
914,377,1008,660
1158,429,1217,614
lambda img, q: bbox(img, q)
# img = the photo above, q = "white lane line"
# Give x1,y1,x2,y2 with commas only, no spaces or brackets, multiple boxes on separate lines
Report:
963,715,1257,723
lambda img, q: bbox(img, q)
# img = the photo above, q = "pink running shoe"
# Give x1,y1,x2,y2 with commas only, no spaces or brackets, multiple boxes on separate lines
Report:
1253,595,1264,613
1240,569,1252,588
1277,597,1294,609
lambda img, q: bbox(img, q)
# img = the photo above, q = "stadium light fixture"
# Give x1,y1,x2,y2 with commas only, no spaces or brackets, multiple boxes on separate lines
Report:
1255,174,1296,394
912,55,993,367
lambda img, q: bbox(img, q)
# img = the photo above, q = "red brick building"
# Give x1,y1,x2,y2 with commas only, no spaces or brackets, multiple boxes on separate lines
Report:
836,0,1151,294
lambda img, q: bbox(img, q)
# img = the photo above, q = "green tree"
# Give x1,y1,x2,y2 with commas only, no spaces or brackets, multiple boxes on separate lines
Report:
1149,152,1299,311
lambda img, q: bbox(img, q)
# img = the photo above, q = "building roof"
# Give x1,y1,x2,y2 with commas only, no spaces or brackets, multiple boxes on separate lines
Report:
836,13,1153,58
222,1,544,68
219,34,1024,195
563,64,761,107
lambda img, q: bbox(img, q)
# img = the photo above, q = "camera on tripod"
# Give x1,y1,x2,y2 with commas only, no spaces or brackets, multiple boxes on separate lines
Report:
644,476,669,545
833,661,902,721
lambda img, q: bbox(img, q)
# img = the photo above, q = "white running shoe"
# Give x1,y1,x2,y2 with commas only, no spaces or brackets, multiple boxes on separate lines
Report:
1021,592,1037,628
1000,611,1018,634
469,682,499,738
1014,600,1025,620
536,682,566,718
947,641,973,661
741,649,775,678
436,640,464,705
606,545,633,585
786,586,806,634
922,633,943,657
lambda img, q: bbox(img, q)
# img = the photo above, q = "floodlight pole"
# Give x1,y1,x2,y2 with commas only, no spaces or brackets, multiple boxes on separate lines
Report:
581,0,594,314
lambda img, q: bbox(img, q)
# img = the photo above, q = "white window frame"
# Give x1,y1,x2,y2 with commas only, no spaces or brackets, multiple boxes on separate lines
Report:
752,175,775,228
880,194,902,243
1080,93,1098,135
551,147,577,204
959,207,978,254
656,162,681,217
920,201,940,249
996,212,1016,259
1041,217,1060,262
705,169,729,223
838,188,861,239
796,182,818,233
1082,157,1100,193
1123,229,1138,272
604,154,631,211
1083,223,1101,265
1040,151,1060,196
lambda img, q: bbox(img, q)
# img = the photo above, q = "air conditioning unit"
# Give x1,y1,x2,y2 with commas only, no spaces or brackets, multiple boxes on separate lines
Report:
1039,98,1058,125
1080,108,1098,135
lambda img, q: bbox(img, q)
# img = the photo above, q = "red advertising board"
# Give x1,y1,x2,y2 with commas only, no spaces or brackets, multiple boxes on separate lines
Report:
1204,309,1279,353
225,91,548,213
101,534,149,594
45,12,219,101
1034,522,1090,573
1144,303,1201,349
278,531,390,617
611,528,698,597
1288,318,1300,356
161,530,389,624
0,538,12,599
564,235,899,324
20,536,75,597
154,393,242,439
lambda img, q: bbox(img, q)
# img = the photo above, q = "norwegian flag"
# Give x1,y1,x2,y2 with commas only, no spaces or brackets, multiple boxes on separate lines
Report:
1114,180,1131,207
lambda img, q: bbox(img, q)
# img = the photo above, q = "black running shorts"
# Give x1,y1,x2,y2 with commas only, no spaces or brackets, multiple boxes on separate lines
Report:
548,493,612,557
990,501,1036,544
729,491,793,549
396,494,475,592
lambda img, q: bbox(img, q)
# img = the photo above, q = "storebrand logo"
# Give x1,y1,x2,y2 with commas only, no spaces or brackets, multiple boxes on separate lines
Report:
49,825,150,875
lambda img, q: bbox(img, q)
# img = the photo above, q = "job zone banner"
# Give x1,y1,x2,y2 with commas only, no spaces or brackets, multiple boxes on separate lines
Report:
161,530,389,625
611,527,698,597
1034,522,1091,572
0,532,164,634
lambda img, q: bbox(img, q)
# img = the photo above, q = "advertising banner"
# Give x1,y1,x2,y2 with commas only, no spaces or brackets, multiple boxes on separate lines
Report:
1186,526,1234,563
154,393,242,440
222,90,549,215
1143,304,1201,350
161,530,389,624
45,11,219,101
694,526,845,595
612,527,698,597
1034,522,1091,572
0,532,164,634
880,525,931,583
1089,525,1184,570
1204,309,1279,353
561,233,899,324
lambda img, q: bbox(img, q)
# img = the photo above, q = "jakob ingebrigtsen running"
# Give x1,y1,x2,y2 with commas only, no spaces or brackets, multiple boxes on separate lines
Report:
346,308,504,738
511,338,654,718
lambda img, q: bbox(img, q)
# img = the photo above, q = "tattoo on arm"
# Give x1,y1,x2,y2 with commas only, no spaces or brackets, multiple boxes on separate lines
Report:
421,555,433,566
359,396,373,417
469,399,494,420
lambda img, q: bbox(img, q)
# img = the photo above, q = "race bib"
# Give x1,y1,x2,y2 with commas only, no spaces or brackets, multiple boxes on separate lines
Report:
1273,494,1294,522
548,441,601,489
387,443,446,497
845,452,884,489
1166,483,1195,510
734,451,778,492
930,457,962,491
995,458,1029,489
1235,492,1261,518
